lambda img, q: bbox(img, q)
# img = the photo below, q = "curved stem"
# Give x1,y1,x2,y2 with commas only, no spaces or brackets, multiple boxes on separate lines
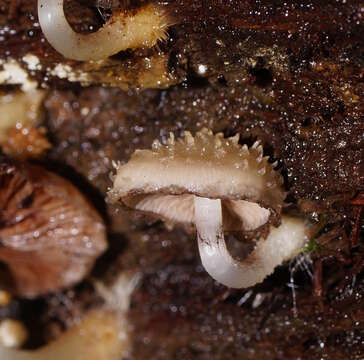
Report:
38,0,166,61
194,196,308,288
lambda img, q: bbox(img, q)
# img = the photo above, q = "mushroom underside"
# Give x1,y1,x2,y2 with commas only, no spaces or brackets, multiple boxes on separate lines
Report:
123,193,271,232
122,192,307,288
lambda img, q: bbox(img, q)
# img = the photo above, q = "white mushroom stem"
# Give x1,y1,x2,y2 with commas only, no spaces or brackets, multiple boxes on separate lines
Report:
38,0,168,61
194,196,308,288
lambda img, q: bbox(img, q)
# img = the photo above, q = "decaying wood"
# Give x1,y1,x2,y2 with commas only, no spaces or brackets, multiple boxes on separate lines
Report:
0,0,363,358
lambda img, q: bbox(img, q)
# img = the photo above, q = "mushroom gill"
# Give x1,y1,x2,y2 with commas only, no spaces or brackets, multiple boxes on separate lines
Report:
38,0,170,61
109,128,308,288
0,160,107,298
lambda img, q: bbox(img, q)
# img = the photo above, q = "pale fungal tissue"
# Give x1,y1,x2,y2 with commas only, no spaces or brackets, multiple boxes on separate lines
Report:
0,90,46,143
38,0,171,61
109,128,310,288
0,60,38,91
48,63,90,84
0,311,128,360
0,272,139,359
0,90,50,159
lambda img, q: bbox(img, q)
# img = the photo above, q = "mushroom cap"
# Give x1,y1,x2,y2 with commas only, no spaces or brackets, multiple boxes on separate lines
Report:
0,160,107,298
109,128,285,230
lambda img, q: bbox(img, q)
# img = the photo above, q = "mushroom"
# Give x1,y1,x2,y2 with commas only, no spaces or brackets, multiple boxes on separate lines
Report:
109,128,309,288
38,0,170,61
0,310,128,360
0,160,107,298
0,271,139,359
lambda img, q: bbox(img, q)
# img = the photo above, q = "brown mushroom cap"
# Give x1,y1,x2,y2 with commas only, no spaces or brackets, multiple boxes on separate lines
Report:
0,160,107,298
109,128,285,231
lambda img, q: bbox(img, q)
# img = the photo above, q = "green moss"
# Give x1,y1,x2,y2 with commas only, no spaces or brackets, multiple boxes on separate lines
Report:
303,238,319,254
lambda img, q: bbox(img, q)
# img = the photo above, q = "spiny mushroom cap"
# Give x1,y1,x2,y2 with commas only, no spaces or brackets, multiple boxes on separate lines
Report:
0,160,107,298
109,128,286,231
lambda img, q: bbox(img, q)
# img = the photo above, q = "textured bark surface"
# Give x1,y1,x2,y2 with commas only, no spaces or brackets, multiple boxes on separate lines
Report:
0,0,363,359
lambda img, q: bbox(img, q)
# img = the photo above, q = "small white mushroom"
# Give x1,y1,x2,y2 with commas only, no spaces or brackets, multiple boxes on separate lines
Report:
38,0,170,61
109,128,308,288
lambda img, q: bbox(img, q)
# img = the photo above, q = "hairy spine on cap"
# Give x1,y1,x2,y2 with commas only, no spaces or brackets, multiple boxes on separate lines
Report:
109,128,286,214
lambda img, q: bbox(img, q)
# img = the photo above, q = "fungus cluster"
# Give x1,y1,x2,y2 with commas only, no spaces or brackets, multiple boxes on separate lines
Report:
109,128,309,288
0,160,107,298
38,0,170,61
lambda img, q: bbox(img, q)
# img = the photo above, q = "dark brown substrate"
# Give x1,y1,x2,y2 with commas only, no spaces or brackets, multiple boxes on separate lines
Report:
0,0,363,359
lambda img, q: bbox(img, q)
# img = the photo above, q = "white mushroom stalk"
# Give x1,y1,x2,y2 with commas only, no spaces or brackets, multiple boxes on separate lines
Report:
194,196,308,288
109,128,309,288
38,0,170,61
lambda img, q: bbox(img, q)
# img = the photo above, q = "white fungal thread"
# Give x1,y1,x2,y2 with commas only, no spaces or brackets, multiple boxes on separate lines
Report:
38,0,170,61
288,253,313,317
